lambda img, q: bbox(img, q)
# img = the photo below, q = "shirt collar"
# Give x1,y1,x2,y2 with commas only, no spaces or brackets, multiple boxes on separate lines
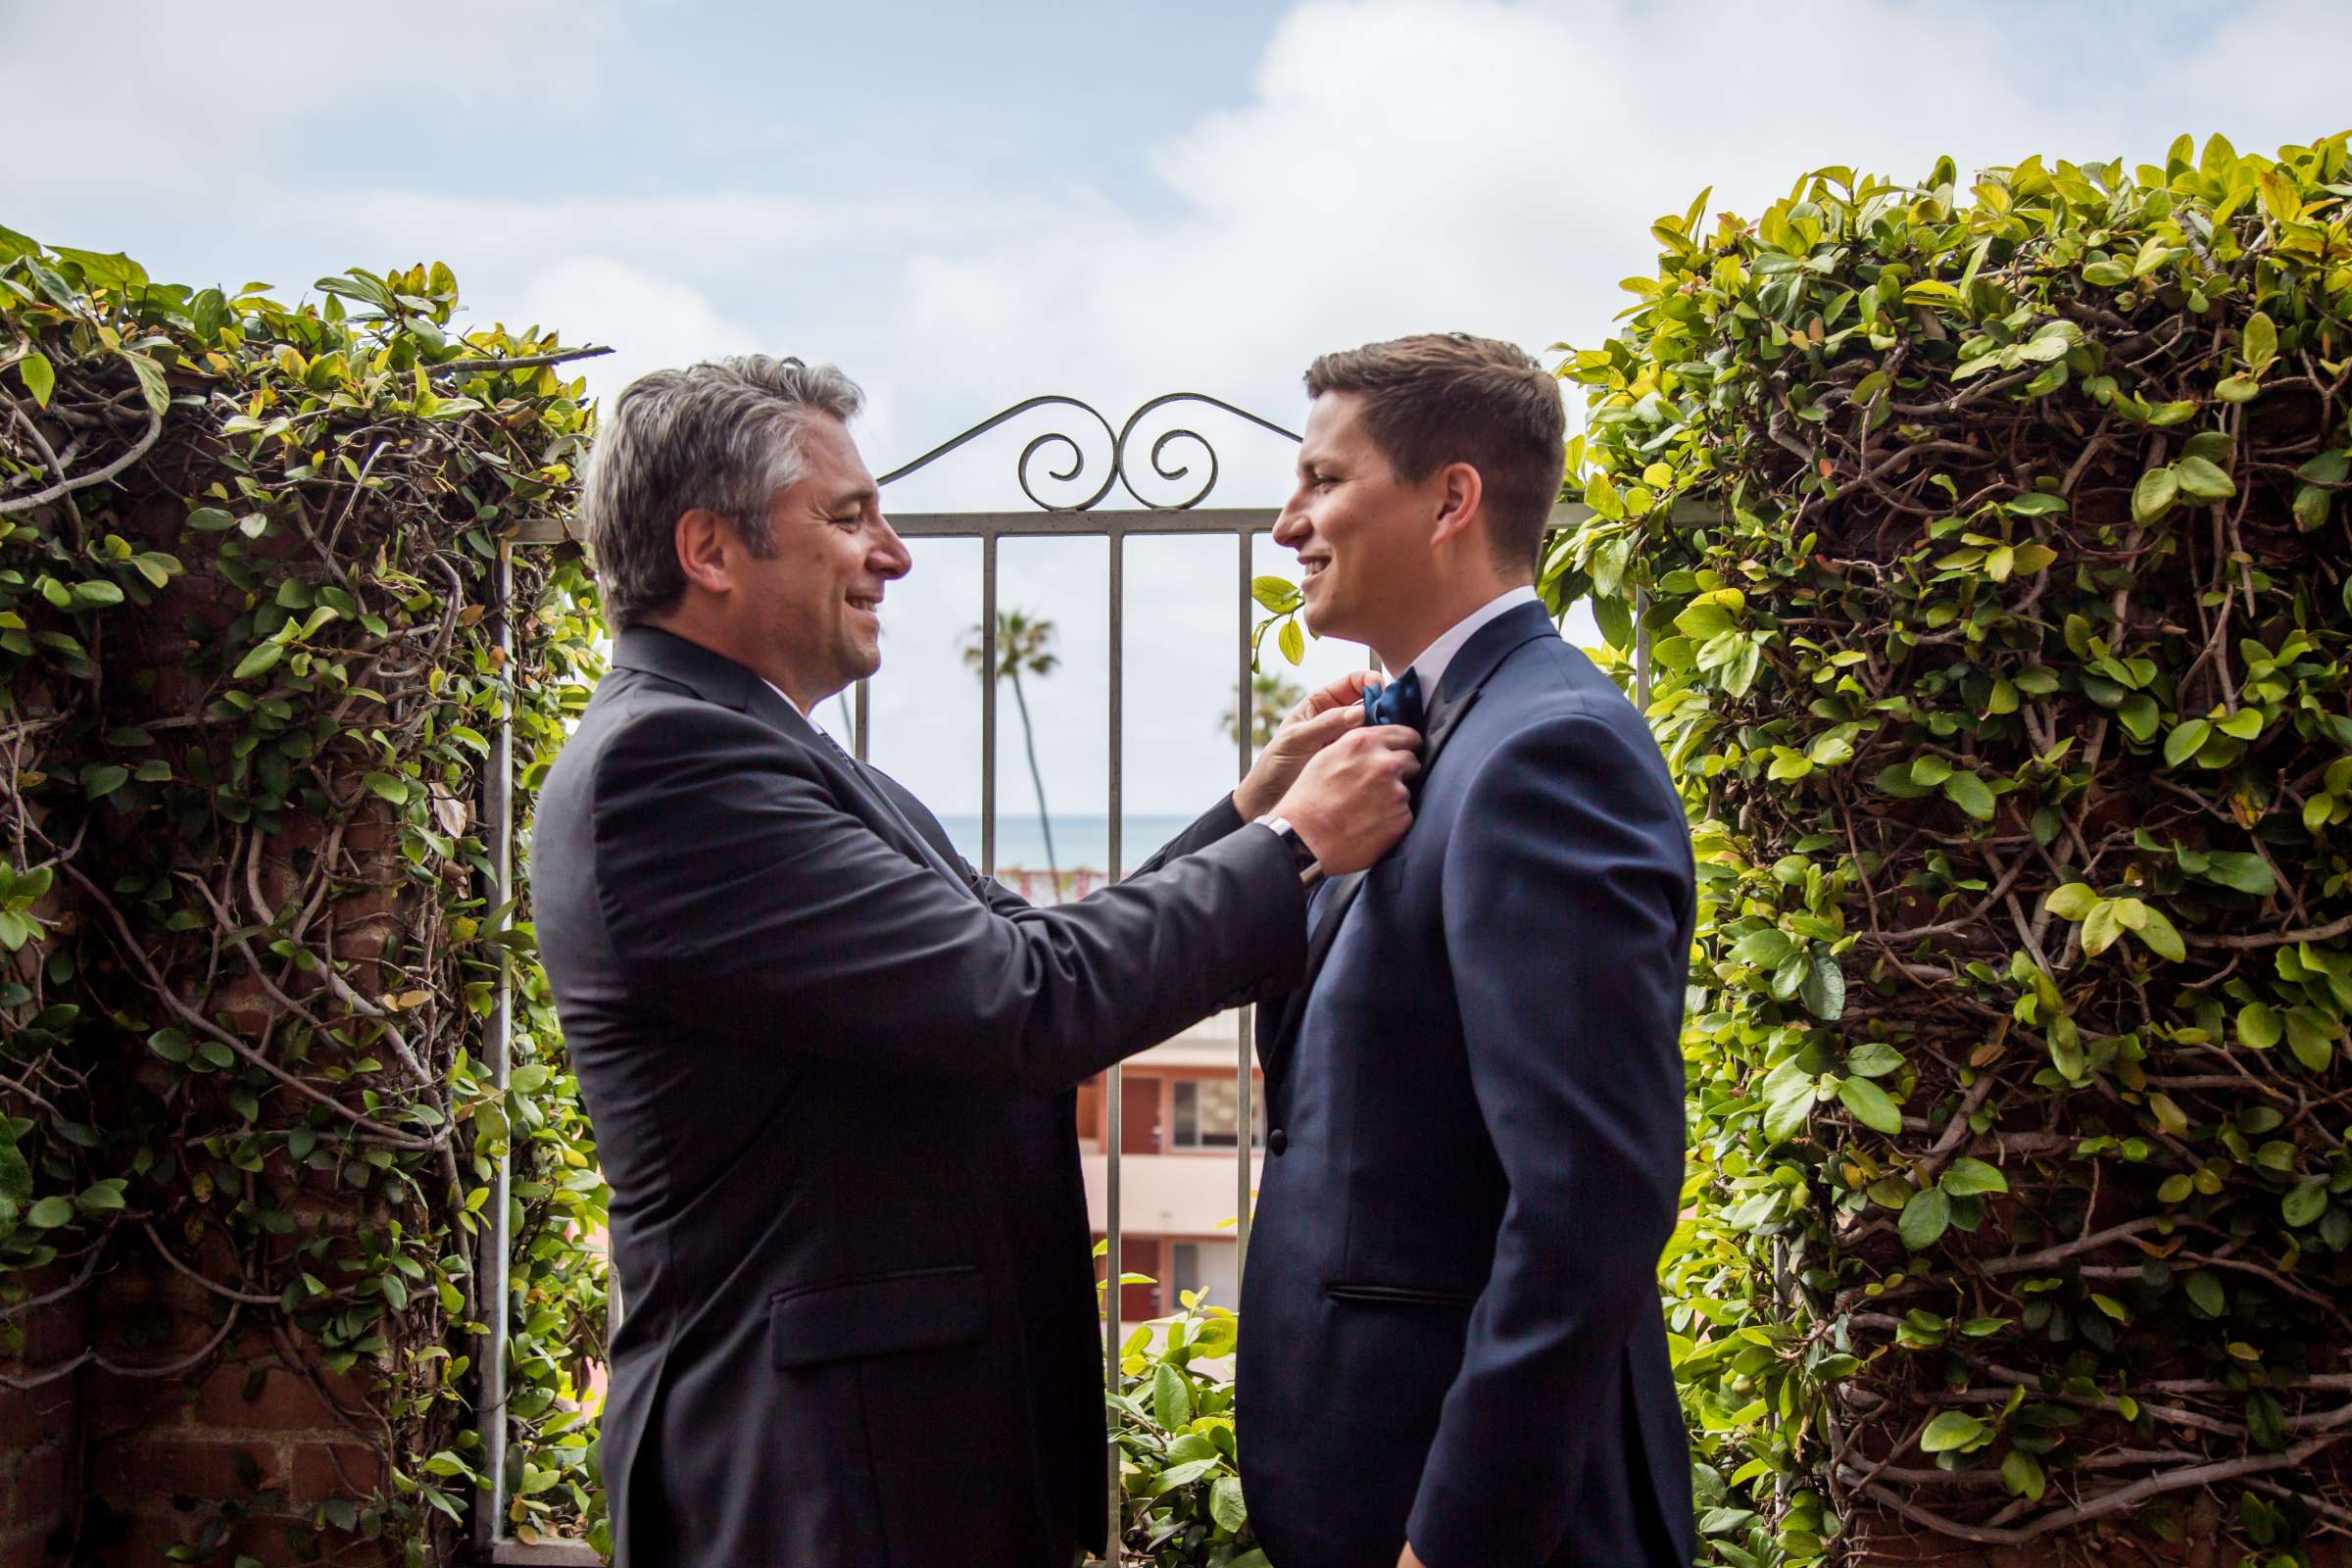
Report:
1397,585,1543,702
760,678,806,718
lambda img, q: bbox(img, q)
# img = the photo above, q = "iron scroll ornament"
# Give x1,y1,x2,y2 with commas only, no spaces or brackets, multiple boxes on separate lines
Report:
874,393,1301,512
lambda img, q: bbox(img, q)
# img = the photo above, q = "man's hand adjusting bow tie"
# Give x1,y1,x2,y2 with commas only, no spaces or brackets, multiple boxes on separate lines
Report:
1235,669,1379,820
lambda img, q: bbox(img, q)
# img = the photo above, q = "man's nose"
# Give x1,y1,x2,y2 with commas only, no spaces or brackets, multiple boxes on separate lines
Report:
1271,500,1308,550
872,513,912,579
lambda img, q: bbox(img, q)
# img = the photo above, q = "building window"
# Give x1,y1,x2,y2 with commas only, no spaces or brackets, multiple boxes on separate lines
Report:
1168,1239,1241,1310
1170,1078,1265,1151
1171,1241,1200,1303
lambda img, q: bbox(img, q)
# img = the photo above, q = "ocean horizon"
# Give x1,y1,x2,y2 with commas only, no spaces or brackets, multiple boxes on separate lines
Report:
934,813,1200,873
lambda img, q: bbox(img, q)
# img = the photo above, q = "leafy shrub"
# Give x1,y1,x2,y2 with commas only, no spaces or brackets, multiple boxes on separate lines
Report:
0,232,610,1551
1548,131,2352,1562
1104,1273,1269,1568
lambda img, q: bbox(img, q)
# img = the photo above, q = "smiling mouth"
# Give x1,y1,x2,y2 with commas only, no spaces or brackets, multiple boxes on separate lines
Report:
1300,559,1330,581
847,594,883,614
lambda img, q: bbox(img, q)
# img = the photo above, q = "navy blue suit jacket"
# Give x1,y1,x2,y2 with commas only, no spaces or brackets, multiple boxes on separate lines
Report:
1177,601,1697,1567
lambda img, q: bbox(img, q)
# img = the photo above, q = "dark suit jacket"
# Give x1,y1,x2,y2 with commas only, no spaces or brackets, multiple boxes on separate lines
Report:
531,626,1308,1568
1164,601,1697,1568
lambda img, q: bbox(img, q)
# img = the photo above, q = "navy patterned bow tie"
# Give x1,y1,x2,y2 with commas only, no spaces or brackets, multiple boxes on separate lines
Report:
1362,668,1426,733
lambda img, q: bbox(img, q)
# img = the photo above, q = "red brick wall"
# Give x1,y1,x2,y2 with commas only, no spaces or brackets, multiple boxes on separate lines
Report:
0,1264,86,1568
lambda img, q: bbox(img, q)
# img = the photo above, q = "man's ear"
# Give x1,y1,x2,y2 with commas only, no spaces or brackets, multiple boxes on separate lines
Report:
1427,462,1485,551
673,508,736,596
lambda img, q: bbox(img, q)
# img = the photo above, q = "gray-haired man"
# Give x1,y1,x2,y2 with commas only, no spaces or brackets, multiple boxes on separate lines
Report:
532,356,1419,1566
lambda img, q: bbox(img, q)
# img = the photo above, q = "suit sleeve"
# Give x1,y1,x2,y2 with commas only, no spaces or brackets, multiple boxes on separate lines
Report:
1407,708,1692,1568
1133,793,1248,876
593,703,1307,1094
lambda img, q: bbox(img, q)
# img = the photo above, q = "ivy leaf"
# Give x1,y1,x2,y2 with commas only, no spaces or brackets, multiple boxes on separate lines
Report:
0,1137,32,1205
2241,311,2278,372
1277,617,1305,666
121,349,171,416
1941,771,1995,821
1249,575,1300,613
1837,1075,1903,1136
2081,900,2123,956
2132,906,2186,961
1844,1042,1904,1079
2132,466,2179,522
1732,927,1796,968
2236,1002,2282,1050
75,1180,126,1212
1898,1187,1951,1250
231,642,285,680
1918,1409,1984,1452
25,1196,75,1228
1152,1360,1193,1431
2183,1269,2226,1318
2175,455,2236,501
17,350,54,408
2045,882,2100,920
1800,951,1846,1020
2247,1389,2287,1452
2281,1182,2328,1228
1909,755,1954,787
1758,1057,1820,1143
2191,851,2275,897
2282,1006,2335,1072
1209,1475,1248,1533
1940,1157,2008,1198
2001,1449,2047,1501
1674,601,1737,641
2163,719,2210,768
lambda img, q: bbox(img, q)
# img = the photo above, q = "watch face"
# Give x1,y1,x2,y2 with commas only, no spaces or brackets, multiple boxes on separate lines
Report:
1283,828,1316,873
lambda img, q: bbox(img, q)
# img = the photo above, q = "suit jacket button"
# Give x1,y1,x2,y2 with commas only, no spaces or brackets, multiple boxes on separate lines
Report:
1267,1128,1288,1156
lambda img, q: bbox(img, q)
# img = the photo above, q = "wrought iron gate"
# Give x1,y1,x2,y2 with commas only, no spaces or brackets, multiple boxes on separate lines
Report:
479,393,1626,1564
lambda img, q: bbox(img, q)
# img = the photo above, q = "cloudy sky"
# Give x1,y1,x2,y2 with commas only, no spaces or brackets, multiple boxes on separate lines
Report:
9,0,2348,836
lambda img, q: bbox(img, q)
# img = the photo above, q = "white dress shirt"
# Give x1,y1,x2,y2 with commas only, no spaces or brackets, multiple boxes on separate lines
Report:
1395,584,1544,703
762,678,850,751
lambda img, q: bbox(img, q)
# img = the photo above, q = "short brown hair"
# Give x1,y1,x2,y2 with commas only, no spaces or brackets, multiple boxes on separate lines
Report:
1303,333,1566,576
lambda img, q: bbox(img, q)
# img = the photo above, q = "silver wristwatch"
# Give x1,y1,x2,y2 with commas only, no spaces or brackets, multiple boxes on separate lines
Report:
1254,813,1322,885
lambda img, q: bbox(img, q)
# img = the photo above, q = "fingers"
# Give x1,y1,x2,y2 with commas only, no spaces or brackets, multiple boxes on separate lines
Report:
1290,702,1366,746
1354,722,1424,771
1299,669,1379,718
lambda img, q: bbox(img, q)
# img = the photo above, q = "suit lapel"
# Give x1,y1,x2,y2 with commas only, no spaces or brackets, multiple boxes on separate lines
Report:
1257,601,1562,1086
1417,686,1483,781
609,627,980,903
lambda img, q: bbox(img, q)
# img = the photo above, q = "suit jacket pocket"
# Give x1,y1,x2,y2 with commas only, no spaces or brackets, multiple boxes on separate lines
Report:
771,1264,986,1367
1325,1281,1480,1309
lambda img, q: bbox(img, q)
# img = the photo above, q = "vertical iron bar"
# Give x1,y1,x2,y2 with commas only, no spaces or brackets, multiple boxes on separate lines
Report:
477,540,516,1549
854,675,870,763
1634,585,1653,711
1234,528,1254,1281
981,533,998,876
1102,528,1125,1566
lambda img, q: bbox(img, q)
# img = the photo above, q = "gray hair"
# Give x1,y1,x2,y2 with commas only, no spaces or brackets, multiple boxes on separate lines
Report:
580,354,865,627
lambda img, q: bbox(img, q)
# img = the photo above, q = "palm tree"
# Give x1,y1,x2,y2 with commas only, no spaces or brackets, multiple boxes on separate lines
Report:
1222,670,1305,751
961,609,1060,883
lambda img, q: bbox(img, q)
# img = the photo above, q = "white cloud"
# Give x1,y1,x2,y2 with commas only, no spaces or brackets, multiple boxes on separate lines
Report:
516,256,753,398
860,0,2351,812
4,0,618,190
17,0,2349,822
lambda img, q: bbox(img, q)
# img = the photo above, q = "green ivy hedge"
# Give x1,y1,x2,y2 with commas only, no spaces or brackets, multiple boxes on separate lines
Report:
1545,131,2352,1563
0,233,611,1553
